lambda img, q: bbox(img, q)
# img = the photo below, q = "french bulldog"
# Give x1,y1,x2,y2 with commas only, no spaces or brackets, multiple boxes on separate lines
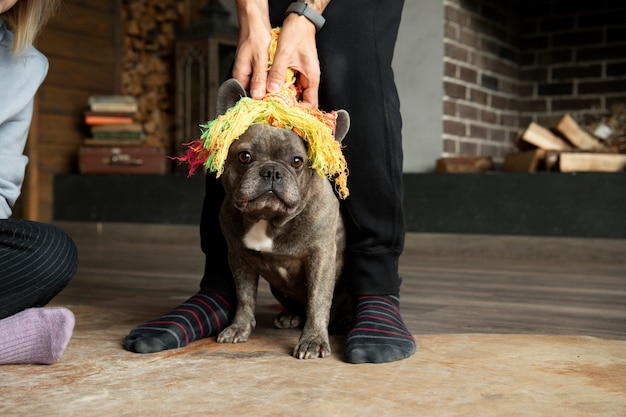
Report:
214,79,351,359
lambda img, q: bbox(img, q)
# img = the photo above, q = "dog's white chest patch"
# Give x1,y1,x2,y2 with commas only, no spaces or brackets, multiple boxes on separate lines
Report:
243,220,273,252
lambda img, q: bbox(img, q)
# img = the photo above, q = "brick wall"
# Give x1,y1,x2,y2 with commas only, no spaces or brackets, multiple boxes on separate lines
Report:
519,1,626,126
443,0,522,161
442,0,626,162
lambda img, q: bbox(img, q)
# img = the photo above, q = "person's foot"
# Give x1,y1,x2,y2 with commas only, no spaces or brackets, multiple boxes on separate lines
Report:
344,295,416,364
124,290,233,353
0,307,75,365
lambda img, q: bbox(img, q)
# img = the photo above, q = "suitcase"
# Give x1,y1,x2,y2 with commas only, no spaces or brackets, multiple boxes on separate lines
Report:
78,145,170,174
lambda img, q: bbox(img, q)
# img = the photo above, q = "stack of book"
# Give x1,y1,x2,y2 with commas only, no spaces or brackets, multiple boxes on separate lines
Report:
79,95,169,174
83,95,144,146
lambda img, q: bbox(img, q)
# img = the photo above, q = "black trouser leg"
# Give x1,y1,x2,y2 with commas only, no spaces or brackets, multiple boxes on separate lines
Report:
0,220,78,319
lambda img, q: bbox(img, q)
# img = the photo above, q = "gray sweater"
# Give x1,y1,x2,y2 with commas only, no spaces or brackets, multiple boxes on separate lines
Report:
0,17,48,219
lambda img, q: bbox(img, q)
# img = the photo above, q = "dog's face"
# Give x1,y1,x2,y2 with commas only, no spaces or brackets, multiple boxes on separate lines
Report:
216,79,350,223
221,124,312,220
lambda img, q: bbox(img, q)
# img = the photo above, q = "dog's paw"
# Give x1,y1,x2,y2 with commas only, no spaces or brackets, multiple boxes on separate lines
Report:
293,335,331,359
217,324,252,343
273,311,303,329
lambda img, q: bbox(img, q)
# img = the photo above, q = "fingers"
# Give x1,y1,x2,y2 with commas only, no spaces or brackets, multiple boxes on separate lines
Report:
266,53,287,93
231,61,251,93
249,62,269,99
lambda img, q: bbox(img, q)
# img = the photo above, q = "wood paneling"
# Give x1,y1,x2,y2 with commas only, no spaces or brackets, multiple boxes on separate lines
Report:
20,0,224,221
23,0,120,221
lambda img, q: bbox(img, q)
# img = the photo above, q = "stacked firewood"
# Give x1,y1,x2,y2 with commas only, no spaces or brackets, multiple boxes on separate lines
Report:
503,104,626,172
120,0,185,149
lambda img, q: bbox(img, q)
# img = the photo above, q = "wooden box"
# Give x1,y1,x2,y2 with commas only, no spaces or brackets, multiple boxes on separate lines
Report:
78,146,169,174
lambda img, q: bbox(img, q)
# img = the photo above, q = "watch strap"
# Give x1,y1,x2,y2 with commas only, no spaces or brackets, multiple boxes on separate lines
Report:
285,2,326,32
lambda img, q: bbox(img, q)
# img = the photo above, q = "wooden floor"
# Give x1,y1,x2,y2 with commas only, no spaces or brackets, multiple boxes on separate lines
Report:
53,222,626,341
4,222,625,417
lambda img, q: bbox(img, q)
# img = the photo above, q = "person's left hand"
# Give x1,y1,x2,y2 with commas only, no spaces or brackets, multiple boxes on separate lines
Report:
266,14,320,107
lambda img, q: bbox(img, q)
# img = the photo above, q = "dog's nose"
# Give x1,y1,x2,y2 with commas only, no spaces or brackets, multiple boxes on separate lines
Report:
261,167,282,182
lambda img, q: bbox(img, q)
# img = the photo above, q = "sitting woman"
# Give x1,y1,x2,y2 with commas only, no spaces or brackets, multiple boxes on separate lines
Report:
0,0,77,365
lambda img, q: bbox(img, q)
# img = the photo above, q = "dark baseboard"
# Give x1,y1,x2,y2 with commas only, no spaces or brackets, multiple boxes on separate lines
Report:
54,172,626,238
54,173,206,225
403,172,625,238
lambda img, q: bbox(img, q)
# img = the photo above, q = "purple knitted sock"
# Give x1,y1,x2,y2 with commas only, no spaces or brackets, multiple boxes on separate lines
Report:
0,307,75,365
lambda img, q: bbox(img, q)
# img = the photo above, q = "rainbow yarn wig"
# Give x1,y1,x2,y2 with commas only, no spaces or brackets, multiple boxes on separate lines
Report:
177,28,349,199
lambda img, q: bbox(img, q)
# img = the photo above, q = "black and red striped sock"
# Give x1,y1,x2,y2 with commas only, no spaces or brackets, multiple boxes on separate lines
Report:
124,290,233,353
344,295,416,364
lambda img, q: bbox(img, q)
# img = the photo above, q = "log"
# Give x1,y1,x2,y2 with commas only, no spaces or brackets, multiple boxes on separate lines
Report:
554,114,606,151
502,149,545,172
517,122,571,151
559,153,626,172
120,0,183,149
435,157,494,173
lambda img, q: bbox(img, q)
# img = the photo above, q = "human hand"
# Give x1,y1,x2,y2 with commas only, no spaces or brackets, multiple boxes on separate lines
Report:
232,11,320,107
266,13,320,107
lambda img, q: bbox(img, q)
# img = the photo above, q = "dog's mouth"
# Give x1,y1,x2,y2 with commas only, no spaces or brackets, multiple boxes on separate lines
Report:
234,191,297,217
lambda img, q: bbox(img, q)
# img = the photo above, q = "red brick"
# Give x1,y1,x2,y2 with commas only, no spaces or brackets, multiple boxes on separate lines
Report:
444,81,467,99
459,66,478,83
552,98,602,111
481,109,498,124
539,16,575,32
520,99,547,113
444,22,458,41
500,113,520,128
579,79,626,95
444,62,457,77
551,64,602,80
538,82,573,96
458,103,480,120
578,45,626,62
443,138,458,154
470,88,488,105
499,79,520,96
459,27,480,48
490,128,507,143
491,94,515,110
443,100,456,116
444,4,469,26
536,49,573,65
521,68,548,82
444,119,466,136
518,84,535,97
553,30,603,47
445,42,469,62
459,140,479,155
469,124,488,139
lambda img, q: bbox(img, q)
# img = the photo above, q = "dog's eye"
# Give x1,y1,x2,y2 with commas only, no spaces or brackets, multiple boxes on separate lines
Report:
291,157,304,169
238,151,252,164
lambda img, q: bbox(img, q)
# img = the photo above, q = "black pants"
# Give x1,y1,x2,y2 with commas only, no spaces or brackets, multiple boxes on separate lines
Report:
0,220,78,319
200,0,405,296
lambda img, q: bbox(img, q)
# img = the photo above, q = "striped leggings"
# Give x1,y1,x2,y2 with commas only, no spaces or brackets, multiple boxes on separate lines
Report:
0,220,78,320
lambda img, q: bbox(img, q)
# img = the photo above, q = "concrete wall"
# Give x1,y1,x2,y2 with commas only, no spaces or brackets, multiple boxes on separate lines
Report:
393,2,444,172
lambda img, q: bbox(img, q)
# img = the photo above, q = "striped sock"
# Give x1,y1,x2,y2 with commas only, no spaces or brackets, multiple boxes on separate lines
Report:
344,295,416,364
124,290,233,353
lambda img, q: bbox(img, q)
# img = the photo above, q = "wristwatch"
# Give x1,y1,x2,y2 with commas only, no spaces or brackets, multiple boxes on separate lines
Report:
285,2,326,32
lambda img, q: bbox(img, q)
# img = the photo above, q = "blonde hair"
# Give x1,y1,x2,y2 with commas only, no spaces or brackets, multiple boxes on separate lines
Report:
4,0,61,54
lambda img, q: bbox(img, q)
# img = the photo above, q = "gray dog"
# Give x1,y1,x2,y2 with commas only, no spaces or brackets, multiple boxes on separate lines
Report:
214,79,351,359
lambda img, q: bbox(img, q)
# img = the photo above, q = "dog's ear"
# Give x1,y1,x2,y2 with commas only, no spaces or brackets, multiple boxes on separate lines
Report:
216,79,247,116
334,109,350,142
